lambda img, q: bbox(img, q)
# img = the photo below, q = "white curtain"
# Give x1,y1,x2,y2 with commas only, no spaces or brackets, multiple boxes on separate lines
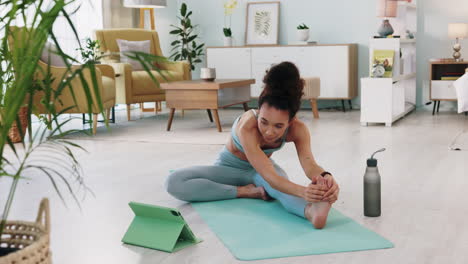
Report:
50,0,104,59
102,0,137,29
6,0,104,60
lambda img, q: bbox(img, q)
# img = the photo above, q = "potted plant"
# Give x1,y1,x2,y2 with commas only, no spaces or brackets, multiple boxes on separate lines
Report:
297,23,310,42
0,0,167,261
76,37,102,63
223,28,233,46
223,0,237,46
169,2,205,71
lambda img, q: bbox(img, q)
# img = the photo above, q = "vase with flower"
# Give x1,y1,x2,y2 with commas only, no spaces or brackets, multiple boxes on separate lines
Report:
223,0,237,46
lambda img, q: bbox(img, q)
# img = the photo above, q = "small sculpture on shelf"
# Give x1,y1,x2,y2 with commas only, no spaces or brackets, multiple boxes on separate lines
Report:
405,30,415,39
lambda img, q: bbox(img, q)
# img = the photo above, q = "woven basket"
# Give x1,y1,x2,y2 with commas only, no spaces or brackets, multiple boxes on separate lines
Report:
0,198,52,264
8,106,29,143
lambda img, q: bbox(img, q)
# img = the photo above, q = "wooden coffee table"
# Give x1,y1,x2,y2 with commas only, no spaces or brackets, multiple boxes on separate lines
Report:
160,79,255,132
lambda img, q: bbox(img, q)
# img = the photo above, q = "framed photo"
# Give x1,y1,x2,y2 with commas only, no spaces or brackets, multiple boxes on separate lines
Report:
245,1,280,46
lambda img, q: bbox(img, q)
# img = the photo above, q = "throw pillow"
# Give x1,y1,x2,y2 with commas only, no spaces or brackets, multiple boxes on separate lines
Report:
116,39,151,71
40,41,67,67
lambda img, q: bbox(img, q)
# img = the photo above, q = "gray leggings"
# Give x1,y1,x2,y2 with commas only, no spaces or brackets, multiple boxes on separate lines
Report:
165,146,307,218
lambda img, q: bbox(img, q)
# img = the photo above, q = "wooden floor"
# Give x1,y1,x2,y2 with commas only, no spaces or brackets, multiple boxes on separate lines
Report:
2,106,468,264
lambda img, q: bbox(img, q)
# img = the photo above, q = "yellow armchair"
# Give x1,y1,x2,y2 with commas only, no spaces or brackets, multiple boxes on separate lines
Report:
8,26,116,135
94,28,191,121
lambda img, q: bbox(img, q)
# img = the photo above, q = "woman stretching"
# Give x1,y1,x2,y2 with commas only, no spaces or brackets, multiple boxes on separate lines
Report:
165,62,340,229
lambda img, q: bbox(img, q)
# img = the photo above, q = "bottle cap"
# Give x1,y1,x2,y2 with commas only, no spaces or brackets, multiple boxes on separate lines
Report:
367,158,377,167
367,148,386,167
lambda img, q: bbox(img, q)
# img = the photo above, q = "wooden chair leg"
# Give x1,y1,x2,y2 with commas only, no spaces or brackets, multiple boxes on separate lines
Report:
157,101,162,111
106,108,111,121
92,113,98,135
47,113,52,130
127,104,131,121
310,99,319,119
154,102,158,114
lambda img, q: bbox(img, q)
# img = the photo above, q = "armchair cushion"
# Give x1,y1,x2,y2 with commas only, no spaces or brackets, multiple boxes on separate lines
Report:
159,61,192,81
116,39,151,70
101,76,116,103
41,41,67,67
132,70,184,96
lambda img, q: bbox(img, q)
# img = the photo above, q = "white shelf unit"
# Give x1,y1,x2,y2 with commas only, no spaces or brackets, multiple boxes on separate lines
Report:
360,1,417,127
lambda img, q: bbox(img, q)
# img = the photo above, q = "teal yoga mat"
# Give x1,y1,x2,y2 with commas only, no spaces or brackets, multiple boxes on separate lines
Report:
192,199,393,260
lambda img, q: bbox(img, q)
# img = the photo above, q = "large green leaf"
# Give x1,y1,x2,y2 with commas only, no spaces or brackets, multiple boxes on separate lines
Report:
187,35,197,43
170,29,182,35
181,3,187,16
185,19,192,28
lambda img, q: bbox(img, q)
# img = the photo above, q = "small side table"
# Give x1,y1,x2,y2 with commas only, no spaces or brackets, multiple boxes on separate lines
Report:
161,79,254,132
430,59,468,115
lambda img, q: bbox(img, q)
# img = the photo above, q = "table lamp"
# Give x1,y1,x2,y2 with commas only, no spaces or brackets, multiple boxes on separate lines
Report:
377,0,398,37
448,23,468,61
123,0,167,30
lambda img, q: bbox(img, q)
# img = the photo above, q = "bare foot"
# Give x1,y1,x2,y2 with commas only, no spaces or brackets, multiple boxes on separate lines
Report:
304,202,331,229
237,184,271,201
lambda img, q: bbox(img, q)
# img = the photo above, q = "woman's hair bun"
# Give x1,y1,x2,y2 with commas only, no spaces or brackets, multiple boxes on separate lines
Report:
259,62,304,120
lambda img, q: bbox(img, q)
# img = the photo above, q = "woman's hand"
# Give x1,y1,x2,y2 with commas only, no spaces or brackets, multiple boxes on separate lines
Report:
322,175,339,204
304,176,328,202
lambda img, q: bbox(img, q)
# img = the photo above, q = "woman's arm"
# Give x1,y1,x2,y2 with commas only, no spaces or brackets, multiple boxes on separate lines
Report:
291,120,340,203
290,120,326,180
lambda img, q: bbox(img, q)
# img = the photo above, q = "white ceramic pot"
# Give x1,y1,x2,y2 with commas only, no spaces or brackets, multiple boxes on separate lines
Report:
223,36,233,46
296,29,310,42
200,68,216,81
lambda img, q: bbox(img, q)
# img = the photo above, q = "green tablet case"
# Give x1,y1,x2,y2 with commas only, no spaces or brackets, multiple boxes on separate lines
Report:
122,201,202,253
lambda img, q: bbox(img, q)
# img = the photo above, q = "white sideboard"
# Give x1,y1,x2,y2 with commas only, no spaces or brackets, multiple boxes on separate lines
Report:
206,44,358,100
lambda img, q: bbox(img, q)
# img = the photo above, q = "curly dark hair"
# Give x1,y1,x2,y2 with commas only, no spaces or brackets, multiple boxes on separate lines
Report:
258,61,304,120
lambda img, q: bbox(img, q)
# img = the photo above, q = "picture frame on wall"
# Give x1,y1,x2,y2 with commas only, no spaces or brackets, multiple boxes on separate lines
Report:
245,1,280,46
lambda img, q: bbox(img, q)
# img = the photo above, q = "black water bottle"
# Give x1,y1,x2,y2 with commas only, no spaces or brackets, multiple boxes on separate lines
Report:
364,148,385,217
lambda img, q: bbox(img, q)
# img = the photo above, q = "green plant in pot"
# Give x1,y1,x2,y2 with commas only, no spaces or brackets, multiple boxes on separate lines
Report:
169,2,205,71
76,37,102,63
0,0,167,261
296,23,310,42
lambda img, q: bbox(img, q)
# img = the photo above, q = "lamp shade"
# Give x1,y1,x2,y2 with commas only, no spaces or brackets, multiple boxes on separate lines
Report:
123,0,167,8
377,0,397,18
448,23,468,39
